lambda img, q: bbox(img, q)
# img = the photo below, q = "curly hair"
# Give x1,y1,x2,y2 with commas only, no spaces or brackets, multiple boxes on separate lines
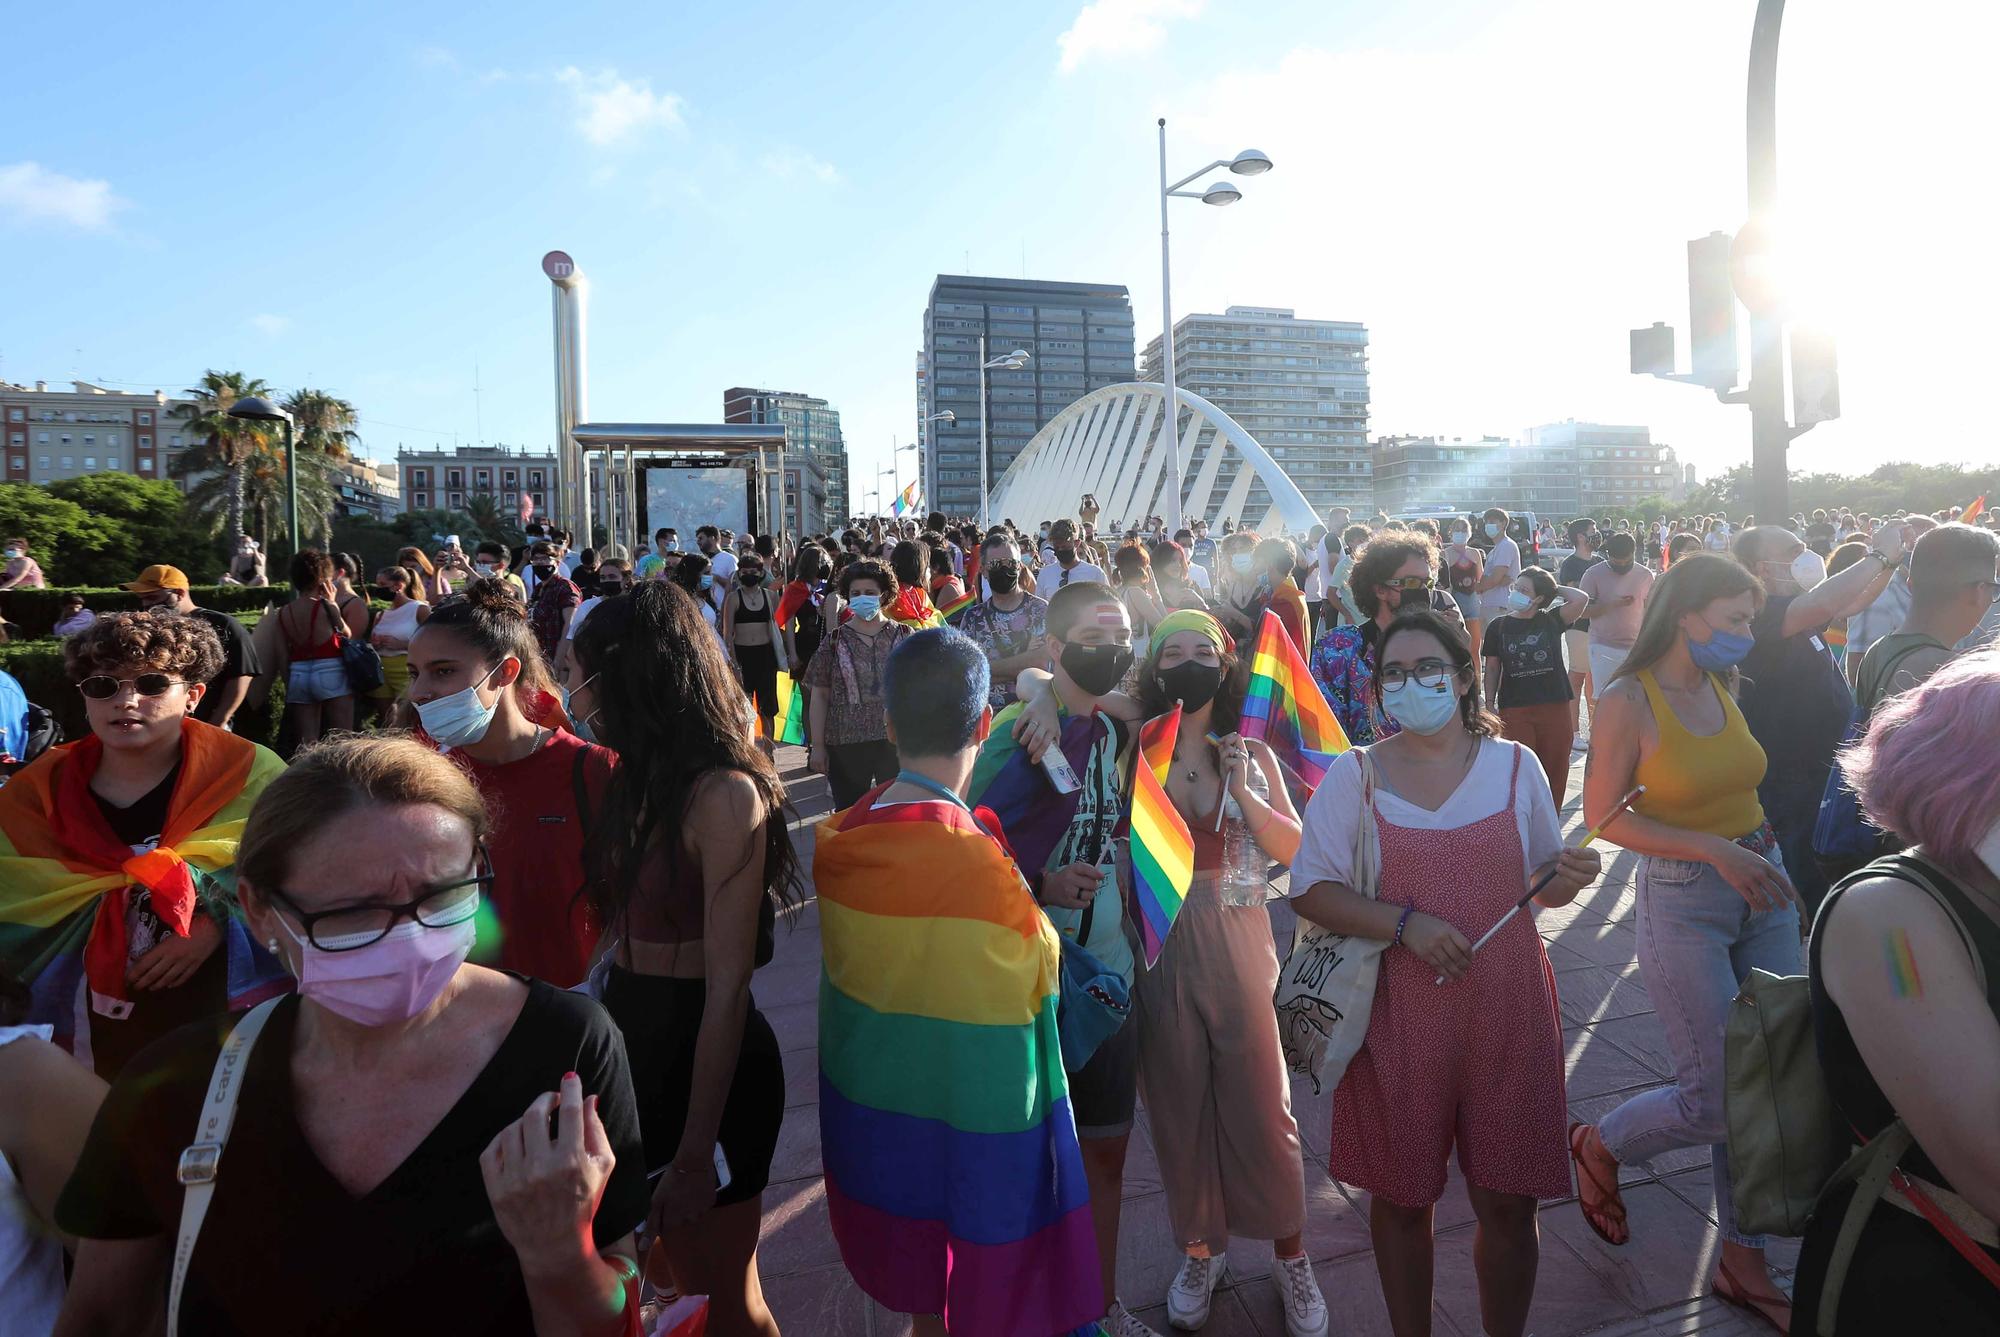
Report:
64,609,224,684
1350,533,1440,620
838,558,897,601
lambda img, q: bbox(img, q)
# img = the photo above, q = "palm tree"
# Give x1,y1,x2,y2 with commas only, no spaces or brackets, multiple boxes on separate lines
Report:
283,388,361,549
243,440,336,551
172,371,273,545
463,492,504,536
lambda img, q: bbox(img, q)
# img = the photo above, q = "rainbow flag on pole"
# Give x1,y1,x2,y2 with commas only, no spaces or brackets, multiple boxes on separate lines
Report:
891,480,922,517
1127,705,1194,969
762,673,806,746
1962,495,1987,525
1240,608,1350,794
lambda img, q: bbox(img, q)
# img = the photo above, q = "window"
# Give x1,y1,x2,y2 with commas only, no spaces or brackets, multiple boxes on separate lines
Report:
84,457,97,470
106,455,120,469
410,468,428,487
414,492,429,507
38,455,49,469
60,456,73,469
448,492,462,508
59,434,71,445
6,409,20,421
7,434,18,446
447,470,463,488
140,458,154,472
84,434,94,446
170,434,182,448
503,469,517,486
139,435,151,448
9,457,20,471
36,433,48,444
138,412,152,425
107,433,120,447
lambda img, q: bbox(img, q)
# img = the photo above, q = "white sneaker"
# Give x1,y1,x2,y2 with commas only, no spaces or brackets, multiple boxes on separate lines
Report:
1273,1253,1328,1337
1166,1253,1226,1330
1102,1298,1162,1336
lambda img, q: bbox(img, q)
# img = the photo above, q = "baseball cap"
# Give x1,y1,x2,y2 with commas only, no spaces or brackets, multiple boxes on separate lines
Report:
124,564,191,594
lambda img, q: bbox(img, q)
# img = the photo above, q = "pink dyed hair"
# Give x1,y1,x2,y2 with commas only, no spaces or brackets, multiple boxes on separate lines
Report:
1843,645,2000,878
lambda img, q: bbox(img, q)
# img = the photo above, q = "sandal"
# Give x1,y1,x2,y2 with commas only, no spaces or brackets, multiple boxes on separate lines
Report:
1713,1260,1793,1334
1568,1121,1630,1246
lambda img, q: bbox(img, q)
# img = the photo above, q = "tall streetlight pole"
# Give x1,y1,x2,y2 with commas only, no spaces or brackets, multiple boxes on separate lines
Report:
1156,121,1274,533
1743,0,1789,526
913,411,953,518
228,396,297,556
978,338,1030,529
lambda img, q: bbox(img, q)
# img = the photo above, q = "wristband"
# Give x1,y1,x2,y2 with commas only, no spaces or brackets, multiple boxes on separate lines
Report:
1394,905,1414,948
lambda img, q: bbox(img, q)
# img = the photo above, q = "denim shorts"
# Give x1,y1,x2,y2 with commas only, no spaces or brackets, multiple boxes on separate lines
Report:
286,656,350,704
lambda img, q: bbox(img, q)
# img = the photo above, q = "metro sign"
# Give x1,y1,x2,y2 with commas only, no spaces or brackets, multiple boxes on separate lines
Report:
541,250,575,280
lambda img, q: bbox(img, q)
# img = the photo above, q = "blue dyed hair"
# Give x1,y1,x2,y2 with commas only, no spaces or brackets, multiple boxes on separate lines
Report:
886,628,991,758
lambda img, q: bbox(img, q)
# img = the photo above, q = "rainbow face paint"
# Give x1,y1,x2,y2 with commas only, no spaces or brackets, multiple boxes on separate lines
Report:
1884,928,1924,999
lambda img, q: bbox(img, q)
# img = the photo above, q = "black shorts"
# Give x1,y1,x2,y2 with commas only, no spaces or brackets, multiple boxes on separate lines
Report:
602,967,784,1207
736,642,780,720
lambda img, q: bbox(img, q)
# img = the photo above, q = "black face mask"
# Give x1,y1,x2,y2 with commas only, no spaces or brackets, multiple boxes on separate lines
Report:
1059,641,1133,697
1053,546,1077,564
985,560,1020,594
598,582,625,596
741,571,765,586
1398,587,1432,610
1156,661,1224,713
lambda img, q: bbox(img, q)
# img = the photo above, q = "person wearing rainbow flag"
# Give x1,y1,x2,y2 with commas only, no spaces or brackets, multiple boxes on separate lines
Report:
815,628,1100,1337
0,612,289,1077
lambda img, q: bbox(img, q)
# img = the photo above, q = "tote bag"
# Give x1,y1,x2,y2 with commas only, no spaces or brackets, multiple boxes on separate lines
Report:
1273,748,1383,1095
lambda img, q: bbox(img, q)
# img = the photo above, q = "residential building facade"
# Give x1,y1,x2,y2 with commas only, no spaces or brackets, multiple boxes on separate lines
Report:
1520,421,1677,512
920,275,1136,518
1371,422,1673,518
1141,306,1371,514
398,444,556,518
1,380,195,486
334,457,401,521
721,386,848,533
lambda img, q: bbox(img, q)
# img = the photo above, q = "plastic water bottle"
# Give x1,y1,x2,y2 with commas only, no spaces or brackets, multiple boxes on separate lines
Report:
1220,766,1272,906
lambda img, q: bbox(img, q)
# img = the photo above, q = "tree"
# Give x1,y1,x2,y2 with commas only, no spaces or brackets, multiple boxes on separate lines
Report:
0,485,123,586
44,474,222,583
463,492,505,536
171,371,274,548
283,388,361,550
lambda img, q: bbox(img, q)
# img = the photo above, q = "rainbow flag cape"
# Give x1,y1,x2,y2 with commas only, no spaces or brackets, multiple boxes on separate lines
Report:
814,791,1100,1337
937,587,977,624
1127,706,1193,968
1963,495,1987,525
0,720,292,1058
1240,608,1350,793
762,673,807,746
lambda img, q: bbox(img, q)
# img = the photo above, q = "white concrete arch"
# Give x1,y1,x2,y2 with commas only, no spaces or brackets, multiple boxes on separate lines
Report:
987,383,1318,533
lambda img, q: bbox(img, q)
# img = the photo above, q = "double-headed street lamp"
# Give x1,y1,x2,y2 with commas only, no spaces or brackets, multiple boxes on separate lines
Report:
914,412,953,515
1156,121,1273,532
227,395,297,554
978,340,1030,528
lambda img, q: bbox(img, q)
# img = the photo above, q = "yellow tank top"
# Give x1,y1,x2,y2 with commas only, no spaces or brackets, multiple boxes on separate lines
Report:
1631,669,1767,839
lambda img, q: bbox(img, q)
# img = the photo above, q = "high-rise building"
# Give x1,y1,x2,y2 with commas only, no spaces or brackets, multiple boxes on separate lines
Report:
334,458,401,521
723,387,848,533
1519,422,1676,513
1141,306,1371,515
1370,422,1673,518
920,275,1135,518
1,380,196,486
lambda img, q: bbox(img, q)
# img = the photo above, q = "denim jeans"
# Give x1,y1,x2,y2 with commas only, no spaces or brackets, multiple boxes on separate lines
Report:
1596,845,1802,1247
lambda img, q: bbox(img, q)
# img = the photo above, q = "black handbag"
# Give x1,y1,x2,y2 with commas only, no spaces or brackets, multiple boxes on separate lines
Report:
328,597,385,694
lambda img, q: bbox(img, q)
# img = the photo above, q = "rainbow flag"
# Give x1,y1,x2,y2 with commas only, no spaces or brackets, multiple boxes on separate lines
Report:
814,794,1101,1337
762,673,806,746
1127,706,1194,968
1240,608,1350,793
1963,495,1987,525
937,587,977,624
891,480,922,517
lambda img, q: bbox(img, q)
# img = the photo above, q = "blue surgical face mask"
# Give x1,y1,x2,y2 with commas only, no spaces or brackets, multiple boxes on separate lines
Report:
1484,523,1501,539
1506,589,1535,612
848,593,882,620
1230,553,1254,574
416,661,507,749
1686,620,1755,673
1380,678,1460,736
561,673,602,745
697,573,714,591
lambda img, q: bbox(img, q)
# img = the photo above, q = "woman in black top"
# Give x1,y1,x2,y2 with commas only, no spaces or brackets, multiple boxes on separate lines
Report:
53,735,649,1337
721,555,783,754
1480,566,1589,805
1793,650,2000,1332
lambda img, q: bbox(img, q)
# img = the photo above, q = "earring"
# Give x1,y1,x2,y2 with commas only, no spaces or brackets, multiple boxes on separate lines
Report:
266,938,280,954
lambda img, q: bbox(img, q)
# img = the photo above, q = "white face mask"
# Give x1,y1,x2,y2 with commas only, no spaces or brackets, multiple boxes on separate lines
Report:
1450,529,1470,544
474,561,496,576
1791,548,1827,589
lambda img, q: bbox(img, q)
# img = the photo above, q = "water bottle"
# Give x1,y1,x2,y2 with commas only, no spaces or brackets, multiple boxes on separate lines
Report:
1220,765,1272,906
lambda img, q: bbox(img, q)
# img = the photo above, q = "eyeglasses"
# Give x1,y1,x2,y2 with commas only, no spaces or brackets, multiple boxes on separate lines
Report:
266,848,493,951
78,673,187,700
1380,576,1434,592
1379,661,1459,690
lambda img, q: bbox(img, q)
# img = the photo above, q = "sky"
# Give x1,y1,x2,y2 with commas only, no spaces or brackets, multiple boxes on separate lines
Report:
5,0,1997,513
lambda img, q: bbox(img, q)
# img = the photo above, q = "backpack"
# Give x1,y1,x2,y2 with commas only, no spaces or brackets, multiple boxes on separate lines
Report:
1811,638,1937,874
1725,854,1997,1328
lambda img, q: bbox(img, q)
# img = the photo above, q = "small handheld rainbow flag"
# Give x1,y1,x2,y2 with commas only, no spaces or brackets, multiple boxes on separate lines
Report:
1127,705,1194,968
764,673,807,745
937,587,977,623
1962,495,1987,525
891,480,922,518
1240,608,1349,794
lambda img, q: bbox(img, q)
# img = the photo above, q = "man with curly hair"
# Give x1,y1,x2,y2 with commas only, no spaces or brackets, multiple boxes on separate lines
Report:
0,611,289,1075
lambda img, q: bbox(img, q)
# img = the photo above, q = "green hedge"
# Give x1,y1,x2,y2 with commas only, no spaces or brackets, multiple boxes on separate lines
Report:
0,585,283,641
0,637,287,752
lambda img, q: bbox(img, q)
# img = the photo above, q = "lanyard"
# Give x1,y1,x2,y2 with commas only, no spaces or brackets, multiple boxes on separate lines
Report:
892,769,972,813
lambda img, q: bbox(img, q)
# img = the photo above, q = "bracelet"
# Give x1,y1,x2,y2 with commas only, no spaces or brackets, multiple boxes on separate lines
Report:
1393,905,1414,947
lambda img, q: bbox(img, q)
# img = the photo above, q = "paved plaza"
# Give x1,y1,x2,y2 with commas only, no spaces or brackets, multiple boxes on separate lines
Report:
752,745,1791,1336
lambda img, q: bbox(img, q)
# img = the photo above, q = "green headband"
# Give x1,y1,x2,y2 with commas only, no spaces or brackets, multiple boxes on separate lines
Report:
1149,608,1232,659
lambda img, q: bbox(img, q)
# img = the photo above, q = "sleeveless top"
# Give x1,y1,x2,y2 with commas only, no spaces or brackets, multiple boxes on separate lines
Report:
373,598,424,648
284,598,348,661
733,588,771,625
1448,551,1480,594
1631,669,1766,839
623,819,778,967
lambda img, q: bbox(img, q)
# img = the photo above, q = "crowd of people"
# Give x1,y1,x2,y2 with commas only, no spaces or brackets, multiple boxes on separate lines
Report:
0,494,1996,1337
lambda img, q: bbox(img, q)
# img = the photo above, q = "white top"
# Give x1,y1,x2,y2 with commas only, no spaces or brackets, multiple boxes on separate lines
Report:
566,595,606,642
0,1023,65,1337
372,598,425,648
1478,536,1522,616
1289,738,1563,896
1034,560,1108,599
1303,537,1330,600
1186,562,1212,591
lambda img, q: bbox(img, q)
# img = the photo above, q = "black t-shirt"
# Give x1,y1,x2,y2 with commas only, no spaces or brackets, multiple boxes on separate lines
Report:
56,978,650,1336
1738,592,1856,776
189,607,262,724
1558,552,1602,632
95,761,180,848
1481,610,1574,709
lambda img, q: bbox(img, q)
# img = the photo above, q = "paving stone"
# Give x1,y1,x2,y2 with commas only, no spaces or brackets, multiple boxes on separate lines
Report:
1657,1168,1802,1273
765,1101,823,1186
758,1262,873,1335
1553,964,1655,1026
762,998,818,1054
756,1177,845,1276
1540,1180,1723,1312
1587,1013,1677,1079
1429,1217,1640,1337
1564,1025,1667,1101
1549,920,1642,968
1130,1286,1262,1336
781,1044,817,1109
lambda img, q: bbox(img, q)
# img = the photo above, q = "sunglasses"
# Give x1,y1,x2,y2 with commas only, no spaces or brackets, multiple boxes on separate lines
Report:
78,673,187,700
1381,576,1435,591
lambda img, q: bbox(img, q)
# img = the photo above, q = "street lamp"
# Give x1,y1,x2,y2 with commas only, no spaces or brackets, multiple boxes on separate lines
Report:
887,438,924,507
227,395,297,554
1156,121,1274,532
978,340,1031,528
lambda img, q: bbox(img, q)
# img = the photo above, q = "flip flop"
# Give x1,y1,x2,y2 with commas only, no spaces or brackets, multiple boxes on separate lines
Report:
1568,1121,1630,1246
1713,1261,1793,1333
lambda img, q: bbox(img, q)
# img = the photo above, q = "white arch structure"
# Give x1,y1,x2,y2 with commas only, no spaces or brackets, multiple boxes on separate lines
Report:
987,382,1319,533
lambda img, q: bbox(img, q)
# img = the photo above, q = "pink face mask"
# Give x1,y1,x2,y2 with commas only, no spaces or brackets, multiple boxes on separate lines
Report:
275,915,477,1027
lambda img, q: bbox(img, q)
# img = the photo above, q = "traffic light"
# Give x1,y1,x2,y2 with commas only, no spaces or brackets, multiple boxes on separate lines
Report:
1630,322,1675,377
1791,327,1840,427
1688,231,1739,392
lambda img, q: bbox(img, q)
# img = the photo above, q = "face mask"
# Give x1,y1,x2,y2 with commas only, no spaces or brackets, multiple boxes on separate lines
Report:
1685,621,1755,673
415,662,505,749
1396,586,1432,610
1053,546,1077,563
697,573,714,591
475,561,496,576
597,582,624,596
1156,661,1224,713
275,913,476,1027
665,538,680,551
1484,523,1501,539
1507,590,1536,612
1380,678,1460,736
1230,553,1254,574
1059,641,1134,697
561,673,602,745
985,561,1020,594
1791,548,1827,589
848,593,882,620
741,571,765,586
2,549,19,560
1450,530,1470,544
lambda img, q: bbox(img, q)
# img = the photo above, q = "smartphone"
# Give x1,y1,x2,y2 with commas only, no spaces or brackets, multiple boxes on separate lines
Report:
645,1144,733,1193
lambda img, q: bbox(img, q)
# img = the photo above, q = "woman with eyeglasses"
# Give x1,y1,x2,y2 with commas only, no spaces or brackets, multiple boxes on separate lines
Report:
1569,554,1800,1330
50,735,651,1337
565,582,800,1337
1290,607,1599,1337
0,612,288,1079
1308,533,1467,746
407,580,613,989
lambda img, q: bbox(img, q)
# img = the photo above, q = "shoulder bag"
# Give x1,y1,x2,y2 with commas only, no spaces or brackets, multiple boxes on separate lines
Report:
330,596,386,695
1273,748,1383,1095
